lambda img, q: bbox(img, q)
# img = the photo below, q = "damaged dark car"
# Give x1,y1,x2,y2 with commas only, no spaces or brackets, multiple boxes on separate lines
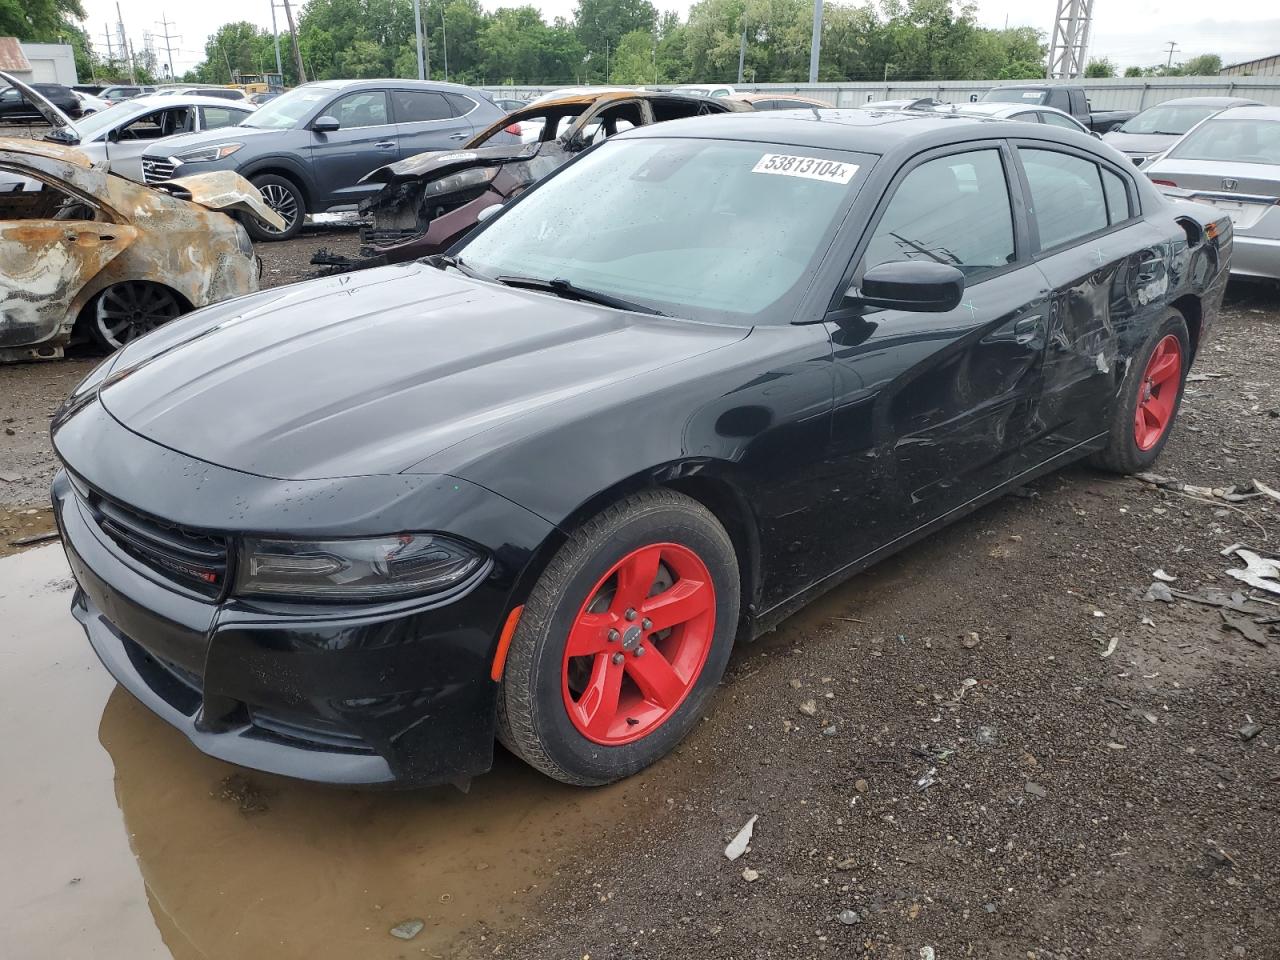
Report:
312,90,749,273
55,110,1229,790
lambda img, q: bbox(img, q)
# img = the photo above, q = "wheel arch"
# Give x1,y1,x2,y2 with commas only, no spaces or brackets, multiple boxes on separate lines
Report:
240,162,314,208
71,277,195,339
506,460,763,641
1170,293,1202,359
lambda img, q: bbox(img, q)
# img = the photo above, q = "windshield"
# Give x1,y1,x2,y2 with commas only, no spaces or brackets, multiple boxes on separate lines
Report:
1169,117,1280,164
58,100,136,141
983,89,1048,106
1120,104,1221,135
457,137,872,325
241,86,330,129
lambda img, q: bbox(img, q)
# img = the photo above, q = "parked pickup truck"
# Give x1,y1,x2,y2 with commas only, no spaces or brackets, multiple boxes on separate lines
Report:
980,84,1135,134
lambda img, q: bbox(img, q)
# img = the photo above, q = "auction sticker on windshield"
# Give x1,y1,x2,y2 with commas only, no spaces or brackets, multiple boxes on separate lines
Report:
752,154,858,184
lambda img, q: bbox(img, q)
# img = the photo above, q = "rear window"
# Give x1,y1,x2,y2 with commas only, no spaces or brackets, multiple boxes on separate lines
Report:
1119,103,1222,136
1168,117,1280,164
983,88,1048,106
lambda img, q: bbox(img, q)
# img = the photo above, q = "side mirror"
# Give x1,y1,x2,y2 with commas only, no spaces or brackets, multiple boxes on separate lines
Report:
475,203,501,224
849,261,966,313
312,115,340,133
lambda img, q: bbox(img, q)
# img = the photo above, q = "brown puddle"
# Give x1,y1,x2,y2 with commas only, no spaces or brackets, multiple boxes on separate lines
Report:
0,545,641,959
0,504,58,558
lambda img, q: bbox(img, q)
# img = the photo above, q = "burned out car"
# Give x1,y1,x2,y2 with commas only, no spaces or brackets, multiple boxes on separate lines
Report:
312,91,749,272
0,139,283,361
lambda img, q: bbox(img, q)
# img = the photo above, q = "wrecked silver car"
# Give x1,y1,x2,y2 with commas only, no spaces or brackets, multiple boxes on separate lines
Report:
0,138,282,362
312,91,748,273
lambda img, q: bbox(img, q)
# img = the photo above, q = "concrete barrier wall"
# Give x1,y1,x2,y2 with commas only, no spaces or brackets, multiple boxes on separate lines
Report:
482,76,1280,110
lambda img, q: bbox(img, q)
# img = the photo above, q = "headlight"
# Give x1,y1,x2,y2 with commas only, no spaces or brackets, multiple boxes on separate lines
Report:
178,142,244,163
235,534,485,601
422,166,497,199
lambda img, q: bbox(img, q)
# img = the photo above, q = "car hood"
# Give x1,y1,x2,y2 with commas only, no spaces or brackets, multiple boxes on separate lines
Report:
1102,131,1176,155
97,263,748,481
362,142,538,185
0,70,76,139
141,124,278,158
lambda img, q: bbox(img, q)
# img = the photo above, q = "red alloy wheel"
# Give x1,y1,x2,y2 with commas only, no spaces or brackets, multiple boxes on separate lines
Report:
561,543,716,746
1133,334,1184,451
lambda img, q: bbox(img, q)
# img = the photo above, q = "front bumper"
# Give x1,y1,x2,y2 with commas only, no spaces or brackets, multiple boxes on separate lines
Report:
50,403,556,787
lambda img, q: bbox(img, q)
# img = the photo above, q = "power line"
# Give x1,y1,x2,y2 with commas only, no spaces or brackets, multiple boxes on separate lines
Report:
156,13,180,80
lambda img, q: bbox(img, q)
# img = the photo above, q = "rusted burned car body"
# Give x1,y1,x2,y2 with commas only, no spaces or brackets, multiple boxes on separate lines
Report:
312,91,749,273
0,138,282,362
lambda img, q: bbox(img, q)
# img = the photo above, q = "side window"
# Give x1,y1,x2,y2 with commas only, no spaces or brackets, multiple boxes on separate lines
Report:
1101,167,1131,224
1011,111,1042,123
327,91,389,129
864,149,1015,279
391,90,453,123
1041,111,1080,131
444,93,477,117
651,97,707,123
1047,89,1069,113
201,105,244,130
587,103,642,144
118,108,192,140
1019,148,1108,249
0,165,101,222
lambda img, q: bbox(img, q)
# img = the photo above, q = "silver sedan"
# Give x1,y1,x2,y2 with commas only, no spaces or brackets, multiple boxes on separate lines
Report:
1144,105,1280,281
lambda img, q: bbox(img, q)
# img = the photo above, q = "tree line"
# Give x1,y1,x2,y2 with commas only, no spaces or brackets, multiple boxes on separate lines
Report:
5,0,1225,90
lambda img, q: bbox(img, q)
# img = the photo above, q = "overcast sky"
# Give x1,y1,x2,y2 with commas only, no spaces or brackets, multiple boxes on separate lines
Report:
80,0,1280,78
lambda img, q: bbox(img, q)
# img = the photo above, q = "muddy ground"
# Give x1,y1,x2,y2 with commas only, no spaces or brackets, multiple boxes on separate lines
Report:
0,240,1277,960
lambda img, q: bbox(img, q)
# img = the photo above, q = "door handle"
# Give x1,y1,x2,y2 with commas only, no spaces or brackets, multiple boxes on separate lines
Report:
1013,315,1042,344
448,132,468,140
374,140,396,149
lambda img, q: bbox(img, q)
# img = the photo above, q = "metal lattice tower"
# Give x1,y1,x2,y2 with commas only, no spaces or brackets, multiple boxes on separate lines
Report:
1047,0,1094,79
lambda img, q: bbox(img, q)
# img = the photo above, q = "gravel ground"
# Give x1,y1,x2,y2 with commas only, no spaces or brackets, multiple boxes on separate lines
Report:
0,231,1277,959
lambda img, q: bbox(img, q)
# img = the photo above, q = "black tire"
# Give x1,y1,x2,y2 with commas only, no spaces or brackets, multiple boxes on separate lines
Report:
245,173,305,241
87,281,184,351
1091,311,1190,474
497,489,740,786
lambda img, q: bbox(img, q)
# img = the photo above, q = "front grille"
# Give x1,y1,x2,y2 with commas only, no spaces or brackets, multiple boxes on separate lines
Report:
142,156,177,183
79,484,229,597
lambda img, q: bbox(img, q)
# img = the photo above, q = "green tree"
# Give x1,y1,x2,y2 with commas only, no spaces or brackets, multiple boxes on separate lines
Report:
1084,56,1115,78
1181,53,1221,76
1123,65,1143,77
574,0,658,67
0,0,85,40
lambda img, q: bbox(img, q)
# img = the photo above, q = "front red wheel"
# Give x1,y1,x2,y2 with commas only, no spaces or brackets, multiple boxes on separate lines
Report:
562,543,716,745
496,490,739,786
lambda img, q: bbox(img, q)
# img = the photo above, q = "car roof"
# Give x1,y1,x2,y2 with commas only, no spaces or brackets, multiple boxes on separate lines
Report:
123,94,256,111
732,92,828,105
1154,96,1265,107
618,107,1113,157
296,77,494,96
1207,105,1280,121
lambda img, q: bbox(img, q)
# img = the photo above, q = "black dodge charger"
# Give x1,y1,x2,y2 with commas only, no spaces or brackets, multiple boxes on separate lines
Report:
52,109,1230,788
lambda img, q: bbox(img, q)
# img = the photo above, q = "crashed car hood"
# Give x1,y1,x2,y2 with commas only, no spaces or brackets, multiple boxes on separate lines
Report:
97,262,747,481
153,170,286,231
362,142,538,186
0,70,77,141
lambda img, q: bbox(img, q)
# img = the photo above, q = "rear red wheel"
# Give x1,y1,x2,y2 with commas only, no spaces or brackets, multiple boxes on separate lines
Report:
1091,312,1189,474
562,543,716,745
1133,334,1183,451
496,489,739,785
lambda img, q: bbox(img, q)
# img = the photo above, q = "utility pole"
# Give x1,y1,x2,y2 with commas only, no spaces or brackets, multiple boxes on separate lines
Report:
117,2,137,83
412,0,425,79
1164,41,1179,68
281,0,306,83
737,24,746,84
807,0,823,84
269,1,283,78
440,7,449,82
156,13,179,80
101,23,115,71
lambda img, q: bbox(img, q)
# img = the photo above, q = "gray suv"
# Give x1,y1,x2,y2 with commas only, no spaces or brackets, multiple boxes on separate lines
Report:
141,78,510,240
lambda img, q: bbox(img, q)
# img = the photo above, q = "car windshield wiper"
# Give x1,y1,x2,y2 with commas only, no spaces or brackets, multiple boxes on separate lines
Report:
493,275,667,316
425,253,489,281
